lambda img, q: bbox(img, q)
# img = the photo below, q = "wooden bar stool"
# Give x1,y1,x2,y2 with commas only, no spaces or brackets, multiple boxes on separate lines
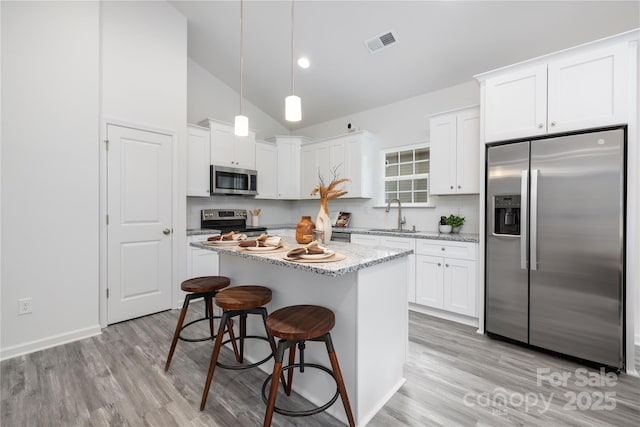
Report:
200,285,281,411
164,276,237,372
262,305,356,427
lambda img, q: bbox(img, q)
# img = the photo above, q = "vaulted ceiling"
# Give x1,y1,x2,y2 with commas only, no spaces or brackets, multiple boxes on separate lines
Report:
171,1,639,130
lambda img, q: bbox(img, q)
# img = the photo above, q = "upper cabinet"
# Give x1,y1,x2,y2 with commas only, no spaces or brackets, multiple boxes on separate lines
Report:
187,124,211,197
429,106,480,195
255,136,304,200
300,131,375,199
479,39,633,143
199,119,256,170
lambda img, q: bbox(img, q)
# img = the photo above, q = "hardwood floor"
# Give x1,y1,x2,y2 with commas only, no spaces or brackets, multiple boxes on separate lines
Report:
1,306,639,426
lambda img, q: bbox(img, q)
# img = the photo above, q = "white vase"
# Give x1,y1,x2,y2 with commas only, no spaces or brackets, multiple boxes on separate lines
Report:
316,206,332,243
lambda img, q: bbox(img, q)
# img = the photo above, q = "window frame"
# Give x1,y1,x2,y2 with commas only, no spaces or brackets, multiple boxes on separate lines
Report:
380,142,431,207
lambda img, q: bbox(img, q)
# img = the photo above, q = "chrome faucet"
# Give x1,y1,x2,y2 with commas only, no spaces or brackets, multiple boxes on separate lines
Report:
385,198,406,231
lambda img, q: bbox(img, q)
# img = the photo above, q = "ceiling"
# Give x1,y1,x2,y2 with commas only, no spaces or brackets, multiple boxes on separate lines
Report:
170,1,639,130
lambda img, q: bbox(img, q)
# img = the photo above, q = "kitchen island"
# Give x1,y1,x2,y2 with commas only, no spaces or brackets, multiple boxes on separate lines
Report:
191,237,412,426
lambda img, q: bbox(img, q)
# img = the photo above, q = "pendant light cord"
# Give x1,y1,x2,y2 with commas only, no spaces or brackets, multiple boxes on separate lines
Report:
239,0,244,114
290,0,295,96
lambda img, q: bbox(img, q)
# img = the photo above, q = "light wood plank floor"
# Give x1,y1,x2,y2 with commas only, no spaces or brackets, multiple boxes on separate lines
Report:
2,305,639,426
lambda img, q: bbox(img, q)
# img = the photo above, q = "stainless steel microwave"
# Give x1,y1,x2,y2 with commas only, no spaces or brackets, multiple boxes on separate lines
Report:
210,165,258,196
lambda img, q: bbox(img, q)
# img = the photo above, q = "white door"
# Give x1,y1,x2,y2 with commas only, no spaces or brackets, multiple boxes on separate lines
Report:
255,141,278,199
415,255,444,309
186,125,210,197
442,258,476,317
429,113,456,195
107,124,173,324
455,108,480,194
484,65,547,142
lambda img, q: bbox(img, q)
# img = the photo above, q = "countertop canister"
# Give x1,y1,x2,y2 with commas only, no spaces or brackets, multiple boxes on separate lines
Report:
296,216,315,244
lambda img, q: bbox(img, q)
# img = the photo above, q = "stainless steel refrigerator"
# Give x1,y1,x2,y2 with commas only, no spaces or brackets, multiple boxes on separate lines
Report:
485,127,625,369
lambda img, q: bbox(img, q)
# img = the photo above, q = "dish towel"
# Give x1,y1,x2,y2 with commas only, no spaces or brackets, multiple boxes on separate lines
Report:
208,231,247,241
239,234,282,248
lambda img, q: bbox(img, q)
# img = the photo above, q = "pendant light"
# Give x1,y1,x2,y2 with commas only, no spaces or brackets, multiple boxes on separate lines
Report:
285,0,301,122
234,0,249,136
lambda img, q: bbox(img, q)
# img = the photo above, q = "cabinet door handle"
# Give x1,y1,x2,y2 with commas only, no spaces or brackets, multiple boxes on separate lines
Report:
437,263,441,266
458,185,461,189
445,264,449,268
551,121,556,127
163,228,171,235
441,247,445,251
450,185,454,189
538,123,544,129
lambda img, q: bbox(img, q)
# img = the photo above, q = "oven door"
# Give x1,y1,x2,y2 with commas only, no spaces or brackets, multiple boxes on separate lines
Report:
210,165,257,195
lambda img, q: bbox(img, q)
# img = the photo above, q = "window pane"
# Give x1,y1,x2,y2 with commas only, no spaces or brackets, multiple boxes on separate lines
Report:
414,191,428,203
415,160,429,174
386,152,398,165
385,181,397,192
399,163,413,176
385,164,398,177
414,178,428,190
415,147,429,161
398,179,412,192
398,192,412,203
399,150,413,163
385,192,398,203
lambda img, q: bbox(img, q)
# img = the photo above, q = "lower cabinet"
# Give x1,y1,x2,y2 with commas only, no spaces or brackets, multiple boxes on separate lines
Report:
187,234,219,278
415,240,477,317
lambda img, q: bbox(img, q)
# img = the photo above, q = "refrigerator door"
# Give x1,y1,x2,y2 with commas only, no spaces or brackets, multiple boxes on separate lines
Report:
529,129,624,367
486,141,530,343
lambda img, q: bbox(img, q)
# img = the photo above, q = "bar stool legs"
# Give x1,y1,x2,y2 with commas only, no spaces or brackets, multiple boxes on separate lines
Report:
262,333,356,427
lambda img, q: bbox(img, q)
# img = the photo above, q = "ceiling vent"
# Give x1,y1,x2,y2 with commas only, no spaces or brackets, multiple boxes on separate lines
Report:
365,31,397,54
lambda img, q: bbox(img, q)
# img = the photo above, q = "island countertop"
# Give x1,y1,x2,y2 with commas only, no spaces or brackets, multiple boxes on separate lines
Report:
191,237,412,277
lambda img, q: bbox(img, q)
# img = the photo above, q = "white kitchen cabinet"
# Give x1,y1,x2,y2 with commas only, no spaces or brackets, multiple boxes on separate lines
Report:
187,124,211,197
275,137,302,199
429,106,480,195
257,137,305,200
300,141,330,198
482,42,630,142
255,140,278,199
415,240,477,317
300,131,375,199
199,119,256,170
351,234,416,303
187,234,219,279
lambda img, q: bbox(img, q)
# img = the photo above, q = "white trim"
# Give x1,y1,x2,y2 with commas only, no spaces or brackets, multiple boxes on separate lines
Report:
409,303,479,328
357,378,406,427
426,104,480,118
99,117,178,328
0,325,101,362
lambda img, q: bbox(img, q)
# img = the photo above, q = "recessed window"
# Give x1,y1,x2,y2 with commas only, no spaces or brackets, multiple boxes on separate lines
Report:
383,144,430,205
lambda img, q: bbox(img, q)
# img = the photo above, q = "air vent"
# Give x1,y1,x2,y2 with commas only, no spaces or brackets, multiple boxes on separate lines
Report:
365,31,397,54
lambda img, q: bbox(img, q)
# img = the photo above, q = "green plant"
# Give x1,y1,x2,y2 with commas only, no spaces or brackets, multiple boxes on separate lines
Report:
445,214,465,228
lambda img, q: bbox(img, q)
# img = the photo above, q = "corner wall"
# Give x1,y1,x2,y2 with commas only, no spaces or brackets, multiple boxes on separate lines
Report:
1,1,101,359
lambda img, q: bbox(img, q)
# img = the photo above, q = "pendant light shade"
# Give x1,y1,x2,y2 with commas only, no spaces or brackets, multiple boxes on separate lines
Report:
285,0,301,122
235,0,248,136
234,115,249,136
285,95,301,122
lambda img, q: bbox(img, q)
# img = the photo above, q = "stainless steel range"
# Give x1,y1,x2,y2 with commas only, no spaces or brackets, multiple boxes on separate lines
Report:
201,209,267,237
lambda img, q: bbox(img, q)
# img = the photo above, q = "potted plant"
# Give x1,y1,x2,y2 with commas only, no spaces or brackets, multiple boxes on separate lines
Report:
438,216,452,234
446,214,465,233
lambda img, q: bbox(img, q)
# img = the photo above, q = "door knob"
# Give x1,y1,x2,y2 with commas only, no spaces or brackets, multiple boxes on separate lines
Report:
163,228,171,235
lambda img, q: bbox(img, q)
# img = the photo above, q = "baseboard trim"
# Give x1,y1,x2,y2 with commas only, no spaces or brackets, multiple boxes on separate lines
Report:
409,303,479,328
0,324,102,361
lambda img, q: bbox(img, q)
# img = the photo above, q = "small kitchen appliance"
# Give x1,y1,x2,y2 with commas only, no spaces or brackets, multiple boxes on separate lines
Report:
201,209,267,236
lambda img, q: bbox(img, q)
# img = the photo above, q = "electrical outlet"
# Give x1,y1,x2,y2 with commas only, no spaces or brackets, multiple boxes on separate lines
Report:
18,298,32,315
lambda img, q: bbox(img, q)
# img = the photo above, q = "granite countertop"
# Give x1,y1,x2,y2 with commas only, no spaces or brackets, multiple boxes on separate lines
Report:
187,225,479,243
191,237,412,277
187,228,221,236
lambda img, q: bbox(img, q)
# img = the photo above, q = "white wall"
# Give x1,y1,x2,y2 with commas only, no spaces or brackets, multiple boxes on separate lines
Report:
188,59,289,140
1,1,101,359
101,0,187,317
292,81,481,233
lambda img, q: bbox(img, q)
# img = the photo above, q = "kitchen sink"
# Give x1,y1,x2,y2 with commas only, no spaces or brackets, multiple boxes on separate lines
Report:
369,228,418,234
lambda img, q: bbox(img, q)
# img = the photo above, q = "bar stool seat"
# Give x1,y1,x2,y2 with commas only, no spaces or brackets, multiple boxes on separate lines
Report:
200,285,281,411
164,276,234,372
262,305,356,427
